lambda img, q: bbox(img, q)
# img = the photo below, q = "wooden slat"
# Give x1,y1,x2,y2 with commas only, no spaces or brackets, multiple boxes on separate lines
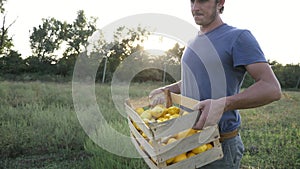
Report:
125,101,154,139
194,144,223,168
128,117,157,159
149,111,199,139
166,145,223,169
156,125,220,163
164,89,172,108
170,93,200,110
130,133,160,169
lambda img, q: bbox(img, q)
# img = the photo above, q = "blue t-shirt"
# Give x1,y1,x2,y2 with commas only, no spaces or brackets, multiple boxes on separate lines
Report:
181,24,267,133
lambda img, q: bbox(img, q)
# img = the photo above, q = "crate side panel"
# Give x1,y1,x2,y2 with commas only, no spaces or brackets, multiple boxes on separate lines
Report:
194,145,224,168
157,125,219,161
130,133,160,169
125,102,153,138
151,112,199,139
128,117,157,158
165,145,223,169
157,125,220,162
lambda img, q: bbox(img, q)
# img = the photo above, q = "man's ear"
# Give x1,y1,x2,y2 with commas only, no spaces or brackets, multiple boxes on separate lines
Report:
218,0,225,7
217,0,225,12
217,4,223,11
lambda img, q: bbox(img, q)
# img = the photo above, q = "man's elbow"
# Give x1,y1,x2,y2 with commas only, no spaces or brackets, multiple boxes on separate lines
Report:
271,84,282,101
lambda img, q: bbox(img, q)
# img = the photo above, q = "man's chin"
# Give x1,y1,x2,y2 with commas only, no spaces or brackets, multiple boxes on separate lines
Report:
193,18,203,25
194,21,202,26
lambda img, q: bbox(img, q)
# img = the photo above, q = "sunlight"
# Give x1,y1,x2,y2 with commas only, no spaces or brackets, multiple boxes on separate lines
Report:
141,34,183,52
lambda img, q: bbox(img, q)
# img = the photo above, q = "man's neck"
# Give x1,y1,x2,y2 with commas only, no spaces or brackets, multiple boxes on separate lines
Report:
199,16,224,34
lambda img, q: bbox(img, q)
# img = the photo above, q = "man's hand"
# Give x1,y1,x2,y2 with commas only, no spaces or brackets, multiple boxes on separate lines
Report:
148,81,182,106
148,88,165,106
192,98,226,130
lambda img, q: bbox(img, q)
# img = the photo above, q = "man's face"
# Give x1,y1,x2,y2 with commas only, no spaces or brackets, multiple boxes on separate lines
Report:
191,0,218,26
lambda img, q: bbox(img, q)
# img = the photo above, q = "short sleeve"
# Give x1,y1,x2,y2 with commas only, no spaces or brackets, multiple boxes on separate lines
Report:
232,30,267,67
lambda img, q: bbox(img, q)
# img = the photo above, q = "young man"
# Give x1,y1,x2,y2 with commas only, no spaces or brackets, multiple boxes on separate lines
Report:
149,0,281,168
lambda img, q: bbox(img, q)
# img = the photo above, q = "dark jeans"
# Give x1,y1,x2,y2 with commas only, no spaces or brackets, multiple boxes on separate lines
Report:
198,134,244,169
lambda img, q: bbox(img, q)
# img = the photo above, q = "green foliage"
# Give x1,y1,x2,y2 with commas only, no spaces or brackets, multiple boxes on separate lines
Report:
272,63,300,89
29,17,65,61
27,10,97,77
0,27,13,56
0,12,15,56
98,27,149,82
63,10,97,56
110,43,182,83
0,50,25,75
0,0,7,13
15,11,153,82
24,56,55,74
241,62,300,89
166,42,185,64
55,54,77,77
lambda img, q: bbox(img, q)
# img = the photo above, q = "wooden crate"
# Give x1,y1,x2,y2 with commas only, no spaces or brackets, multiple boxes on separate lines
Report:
125,93,224,169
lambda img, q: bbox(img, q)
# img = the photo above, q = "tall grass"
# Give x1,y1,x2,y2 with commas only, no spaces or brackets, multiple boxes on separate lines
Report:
0,81,88,168
0,81,299,169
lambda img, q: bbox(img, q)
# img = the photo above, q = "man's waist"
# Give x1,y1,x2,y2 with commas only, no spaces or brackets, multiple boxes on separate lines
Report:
219,128,239,142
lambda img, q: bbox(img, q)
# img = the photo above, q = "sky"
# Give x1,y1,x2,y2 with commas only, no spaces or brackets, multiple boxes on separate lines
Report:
4,0,300,65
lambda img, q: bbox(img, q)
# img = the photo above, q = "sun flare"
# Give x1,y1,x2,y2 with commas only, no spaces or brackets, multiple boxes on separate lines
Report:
142,34,183,52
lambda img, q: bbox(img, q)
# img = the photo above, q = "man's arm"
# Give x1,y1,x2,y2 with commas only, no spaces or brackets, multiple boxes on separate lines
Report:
224,62,281,111
193,62,281,129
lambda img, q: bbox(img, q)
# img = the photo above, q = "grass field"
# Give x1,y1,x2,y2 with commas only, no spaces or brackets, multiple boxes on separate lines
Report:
0,81,299,169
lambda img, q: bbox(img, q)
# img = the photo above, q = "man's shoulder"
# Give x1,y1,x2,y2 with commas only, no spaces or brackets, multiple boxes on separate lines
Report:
222,24,248,35
217,24,256,43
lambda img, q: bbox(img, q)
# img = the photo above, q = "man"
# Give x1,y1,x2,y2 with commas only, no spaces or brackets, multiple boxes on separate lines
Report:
149,0,281,168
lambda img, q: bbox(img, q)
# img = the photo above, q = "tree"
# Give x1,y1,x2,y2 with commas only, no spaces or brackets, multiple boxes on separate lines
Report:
56,10,98,78
56,53,77,77
0,0,15,57
99,26,149,82
156,43,185,83
29,17,64,63
276,63,300,89
0,50,25,75
0,0,7,13
63,10,97,56
165,43,185,64
0,14,14,56
29,17,66,74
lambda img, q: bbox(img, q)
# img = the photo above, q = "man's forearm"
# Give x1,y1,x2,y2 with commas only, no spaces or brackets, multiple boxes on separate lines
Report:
224,79,281,112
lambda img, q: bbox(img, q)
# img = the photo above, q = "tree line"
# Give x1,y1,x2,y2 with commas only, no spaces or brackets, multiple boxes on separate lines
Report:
0,0,299,89
242,61,300,89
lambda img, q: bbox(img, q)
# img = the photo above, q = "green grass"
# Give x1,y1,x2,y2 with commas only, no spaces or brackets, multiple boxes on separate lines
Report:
240,91,300,168
0,81,299,169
